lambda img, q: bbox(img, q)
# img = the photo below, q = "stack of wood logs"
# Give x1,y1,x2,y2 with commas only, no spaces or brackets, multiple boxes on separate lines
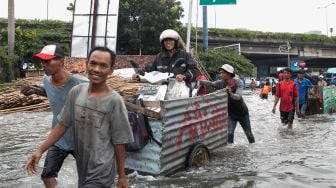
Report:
0,91,50,114
0,75,148,114
107,75,148,97
0,91,44,109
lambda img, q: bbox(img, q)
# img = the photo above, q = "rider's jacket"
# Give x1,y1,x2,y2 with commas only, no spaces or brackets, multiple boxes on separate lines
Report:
138,49,199,84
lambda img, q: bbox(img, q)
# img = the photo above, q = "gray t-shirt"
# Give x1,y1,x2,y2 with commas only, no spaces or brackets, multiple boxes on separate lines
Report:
57,83,134,187
43,74,88,150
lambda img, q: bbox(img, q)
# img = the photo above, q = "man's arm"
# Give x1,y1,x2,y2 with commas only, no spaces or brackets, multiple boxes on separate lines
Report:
21,85,47,97
25,124,68,174
272,96,280,114
132,56,158,81
228,79,243,100
199,80,225,90
114,144,128,188
184,52,198,83
272,83,281,113
307,79,313,88
295,96,300,113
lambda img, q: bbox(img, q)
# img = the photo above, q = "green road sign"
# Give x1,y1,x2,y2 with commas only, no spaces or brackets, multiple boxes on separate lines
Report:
200,0,236,5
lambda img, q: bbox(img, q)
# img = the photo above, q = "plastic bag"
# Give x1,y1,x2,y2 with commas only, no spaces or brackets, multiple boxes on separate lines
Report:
165,80,190,100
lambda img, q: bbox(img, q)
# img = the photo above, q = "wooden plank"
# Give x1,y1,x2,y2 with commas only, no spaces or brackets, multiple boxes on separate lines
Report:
143,100,162,108
0,102,50,114
124,101,162,119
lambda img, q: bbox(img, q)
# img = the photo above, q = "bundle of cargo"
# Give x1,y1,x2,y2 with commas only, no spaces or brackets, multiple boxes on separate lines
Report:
107,74,149,98
0,91,49,114
0,74,148,114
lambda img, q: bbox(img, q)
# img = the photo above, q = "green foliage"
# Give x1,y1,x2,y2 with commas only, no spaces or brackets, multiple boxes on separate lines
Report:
0,46,18,83
117,0,184,55
198,49,255,79
0,19,72,69
205,28,336,44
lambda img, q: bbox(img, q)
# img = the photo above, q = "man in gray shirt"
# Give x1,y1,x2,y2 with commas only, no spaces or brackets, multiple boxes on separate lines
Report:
25,47,134,188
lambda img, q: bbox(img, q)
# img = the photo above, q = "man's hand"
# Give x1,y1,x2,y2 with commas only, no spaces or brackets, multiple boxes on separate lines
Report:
175,74,186,82
131,74,140,81
24,150,43,175
225,86,232,94
20,85,35,96
272,107,276,114
117,177,128,188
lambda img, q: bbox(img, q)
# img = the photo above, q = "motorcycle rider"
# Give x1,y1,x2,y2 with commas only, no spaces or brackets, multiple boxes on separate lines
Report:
132,29,199,86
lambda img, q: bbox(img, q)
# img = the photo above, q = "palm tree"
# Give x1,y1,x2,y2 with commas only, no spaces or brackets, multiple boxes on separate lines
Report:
8,0,15,55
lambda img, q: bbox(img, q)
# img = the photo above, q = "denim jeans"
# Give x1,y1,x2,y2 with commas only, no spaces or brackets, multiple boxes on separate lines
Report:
228,114,255,144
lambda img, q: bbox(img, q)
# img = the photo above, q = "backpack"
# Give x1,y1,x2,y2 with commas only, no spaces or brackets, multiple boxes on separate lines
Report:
125,99,162,152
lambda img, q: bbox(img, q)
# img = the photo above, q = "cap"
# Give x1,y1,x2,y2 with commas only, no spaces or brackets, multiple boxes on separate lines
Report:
219,64,235,77
33,45,64,60
319,75,324,78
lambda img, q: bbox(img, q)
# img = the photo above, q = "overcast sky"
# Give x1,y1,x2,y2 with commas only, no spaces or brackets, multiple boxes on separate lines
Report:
1,0,336,35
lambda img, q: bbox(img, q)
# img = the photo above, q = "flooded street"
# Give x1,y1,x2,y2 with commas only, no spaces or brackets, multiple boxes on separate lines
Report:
1,92,336,188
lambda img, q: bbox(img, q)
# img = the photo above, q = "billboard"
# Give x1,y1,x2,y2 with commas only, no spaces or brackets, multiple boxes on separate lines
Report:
71,0,119,58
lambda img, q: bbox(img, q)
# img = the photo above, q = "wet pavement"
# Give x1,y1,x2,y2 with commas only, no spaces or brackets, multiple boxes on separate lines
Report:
1,92,336,188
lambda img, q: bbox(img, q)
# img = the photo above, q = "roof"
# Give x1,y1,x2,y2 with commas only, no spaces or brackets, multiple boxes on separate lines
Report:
326,68,336,73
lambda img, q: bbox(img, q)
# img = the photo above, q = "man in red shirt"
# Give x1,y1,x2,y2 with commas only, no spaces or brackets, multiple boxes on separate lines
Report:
272,68,299,129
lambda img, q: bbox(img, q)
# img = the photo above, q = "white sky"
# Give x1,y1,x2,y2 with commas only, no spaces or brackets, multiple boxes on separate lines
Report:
1,0,336,35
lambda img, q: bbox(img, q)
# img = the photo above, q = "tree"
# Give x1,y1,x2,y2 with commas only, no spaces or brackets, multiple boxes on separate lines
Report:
198,49,255,79
0,18,73,83
0,46,18,83
8,0,15,55
117,0,184,55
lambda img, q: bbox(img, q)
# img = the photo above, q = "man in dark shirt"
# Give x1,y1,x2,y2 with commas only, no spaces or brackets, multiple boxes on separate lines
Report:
199,64,255,144
132,29,199,86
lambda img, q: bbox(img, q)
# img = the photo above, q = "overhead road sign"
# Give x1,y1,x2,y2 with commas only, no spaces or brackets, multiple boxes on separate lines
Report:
290,60,300,71
200,0,236,5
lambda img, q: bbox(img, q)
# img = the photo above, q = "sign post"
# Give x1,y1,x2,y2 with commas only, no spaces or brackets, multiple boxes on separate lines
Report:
199,0,236,52
200,0,236,5
279,41,292,68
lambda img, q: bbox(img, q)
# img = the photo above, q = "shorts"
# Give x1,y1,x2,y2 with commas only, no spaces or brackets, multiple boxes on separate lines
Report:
260,94,268,99
41,145,75,179
280,110,295,124
271,87,276,95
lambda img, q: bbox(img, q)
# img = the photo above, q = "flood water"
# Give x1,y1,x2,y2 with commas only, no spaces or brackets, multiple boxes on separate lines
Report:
1,92,336,188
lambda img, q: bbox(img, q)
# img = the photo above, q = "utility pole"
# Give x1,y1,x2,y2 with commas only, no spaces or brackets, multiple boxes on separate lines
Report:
318,2,335,37
202,6,208,52
8,0,15,55
330,28,334,37
47,0,49,20
186,0,193,52
287,41,291,68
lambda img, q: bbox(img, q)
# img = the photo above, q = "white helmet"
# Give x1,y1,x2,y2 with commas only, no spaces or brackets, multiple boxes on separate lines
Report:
159,29,179,43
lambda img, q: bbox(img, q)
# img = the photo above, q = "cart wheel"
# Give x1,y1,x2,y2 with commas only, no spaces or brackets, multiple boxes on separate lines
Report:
186,143,210,167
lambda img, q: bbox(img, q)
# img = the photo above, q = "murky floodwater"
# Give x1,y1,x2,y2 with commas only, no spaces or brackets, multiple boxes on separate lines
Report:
1,92,336,188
